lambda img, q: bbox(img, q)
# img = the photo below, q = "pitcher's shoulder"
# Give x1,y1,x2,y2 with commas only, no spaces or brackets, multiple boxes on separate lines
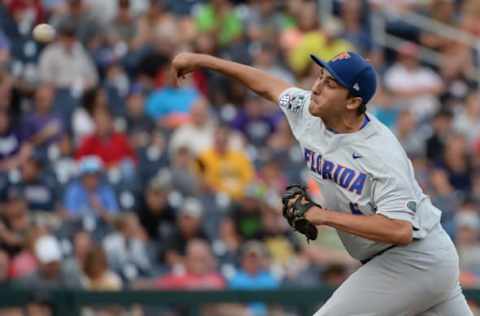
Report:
279,87,311,113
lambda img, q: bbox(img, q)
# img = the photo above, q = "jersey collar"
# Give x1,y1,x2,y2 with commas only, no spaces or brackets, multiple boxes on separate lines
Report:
323,113,378,142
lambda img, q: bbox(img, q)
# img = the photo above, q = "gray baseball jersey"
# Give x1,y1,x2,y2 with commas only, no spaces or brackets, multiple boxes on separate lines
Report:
278,87,472,315
278,87,441,261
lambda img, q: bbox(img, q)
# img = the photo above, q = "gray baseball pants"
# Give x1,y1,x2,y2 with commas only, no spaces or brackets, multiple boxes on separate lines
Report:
313,223,473,316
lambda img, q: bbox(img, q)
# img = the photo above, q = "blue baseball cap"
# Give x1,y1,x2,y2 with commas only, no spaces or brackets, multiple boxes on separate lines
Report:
78,155,104,175
310,52,377,105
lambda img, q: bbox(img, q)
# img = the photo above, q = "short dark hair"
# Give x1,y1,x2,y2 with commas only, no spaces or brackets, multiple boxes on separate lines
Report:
58,20,76,37
347,92,366,115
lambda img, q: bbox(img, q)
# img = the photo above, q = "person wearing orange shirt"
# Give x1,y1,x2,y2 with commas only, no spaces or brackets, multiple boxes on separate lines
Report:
197,124,254,200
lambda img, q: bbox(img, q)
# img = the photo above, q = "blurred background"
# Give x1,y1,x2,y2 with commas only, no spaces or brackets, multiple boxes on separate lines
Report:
1,0,480,315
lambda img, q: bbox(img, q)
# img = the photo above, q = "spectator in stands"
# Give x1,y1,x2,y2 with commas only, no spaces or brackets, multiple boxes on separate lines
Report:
0,249,8,285
212,216,241,268
0,30,10,67
163,198,209,268
76,108,137,170
145,73,200,129
244,0,284,43
429,169,459,238
456,209,480,288
82,246,122,290
0,71,13,113
393,110,425,157
63,156,119,224
50,134,78,186
125,88,154,149
439,133,472,194
470,174,480,206
133,0,177,51
369,85,400,128
136,174,176,241
454,90,480,147
197,124,254,200
104,66,130,106
0,191,31,257
107,0,137,48
169,97,215,157
266,118,304,182
251,42,294,83
8,226,44,280
23,84,64,151
0,108,31,172
136,130,169,186
51,0,102,47
14,154,57,214
257,160,288,198
289,17,353,76
260,206,298,269
438,40,476,110
15,235,83,290
155,239,225,290
340,0,374,55
420,0,457,51
230,187,265,240
38,21,98,91
426,109,453,164
279,0,317,54
63,230,93,283
228,240,279,316
195,0,244,47
170,146,201,197
0,250,17,316
461,0,480,35
72,87,109,145
103,213,151,282
230,95,276,147
384,43,444,121
7,0,45,28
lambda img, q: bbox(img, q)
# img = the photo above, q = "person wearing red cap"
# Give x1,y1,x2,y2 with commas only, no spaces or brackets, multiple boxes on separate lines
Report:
172,51,471,315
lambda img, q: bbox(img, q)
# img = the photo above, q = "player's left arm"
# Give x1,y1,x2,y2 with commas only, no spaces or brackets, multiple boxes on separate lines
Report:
305,209,413,246
305,154,418,246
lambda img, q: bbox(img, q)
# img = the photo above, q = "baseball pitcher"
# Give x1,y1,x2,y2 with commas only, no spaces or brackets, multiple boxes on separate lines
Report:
172,51,473,316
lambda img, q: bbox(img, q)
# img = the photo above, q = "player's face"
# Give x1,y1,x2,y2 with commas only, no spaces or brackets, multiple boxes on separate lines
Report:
309,67,350,118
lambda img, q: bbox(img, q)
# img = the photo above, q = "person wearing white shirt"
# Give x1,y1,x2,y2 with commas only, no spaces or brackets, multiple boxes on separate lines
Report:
384,43,443,121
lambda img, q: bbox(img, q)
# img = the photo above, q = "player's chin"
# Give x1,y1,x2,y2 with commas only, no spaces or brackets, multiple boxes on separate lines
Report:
309,101,325,117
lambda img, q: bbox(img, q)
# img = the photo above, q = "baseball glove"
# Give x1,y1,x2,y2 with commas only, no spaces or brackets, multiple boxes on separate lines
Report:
281,185,320,242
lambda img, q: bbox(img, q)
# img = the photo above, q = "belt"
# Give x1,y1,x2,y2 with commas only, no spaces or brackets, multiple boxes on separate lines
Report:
360,238,420,265
360,245,397,265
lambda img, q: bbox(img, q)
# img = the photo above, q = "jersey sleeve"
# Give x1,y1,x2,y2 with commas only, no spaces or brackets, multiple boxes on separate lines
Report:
277,87,313,139
371,160,418,225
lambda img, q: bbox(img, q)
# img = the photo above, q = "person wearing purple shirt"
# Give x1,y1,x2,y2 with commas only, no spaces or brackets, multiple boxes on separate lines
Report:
231,95,276,147
0,108,31,172
23,84,65,149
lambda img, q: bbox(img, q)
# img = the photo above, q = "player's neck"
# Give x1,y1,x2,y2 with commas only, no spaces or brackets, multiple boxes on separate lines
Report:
324,113,366,134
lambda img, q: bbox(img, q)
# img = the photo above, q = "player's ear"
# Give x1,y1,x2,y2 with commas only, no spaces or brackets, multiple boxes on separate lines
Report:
346,96,363,112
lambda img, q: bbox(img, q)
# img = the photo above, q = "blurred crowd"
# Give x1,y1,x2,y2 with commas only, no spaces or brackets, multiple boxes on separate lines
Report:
1,0,480,315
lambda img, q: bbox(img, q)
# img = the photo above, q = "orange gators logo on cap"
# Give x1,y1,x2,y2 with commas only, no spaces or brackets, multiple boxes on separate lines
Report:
332,52,351,62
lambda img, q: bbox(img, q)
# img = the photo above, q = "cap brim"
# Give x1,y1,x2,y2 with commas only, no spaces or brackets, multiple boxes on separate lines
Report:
310,54,350,89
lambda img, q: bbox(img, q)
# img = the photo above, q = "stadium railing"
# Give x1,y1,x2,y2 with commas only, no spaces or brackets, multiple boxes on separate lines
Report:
0,286,479,316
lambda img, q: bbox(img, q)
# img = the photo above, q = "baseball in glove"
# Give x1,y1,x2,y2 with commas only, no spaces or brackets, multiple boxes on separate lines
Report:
282,185,320,242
